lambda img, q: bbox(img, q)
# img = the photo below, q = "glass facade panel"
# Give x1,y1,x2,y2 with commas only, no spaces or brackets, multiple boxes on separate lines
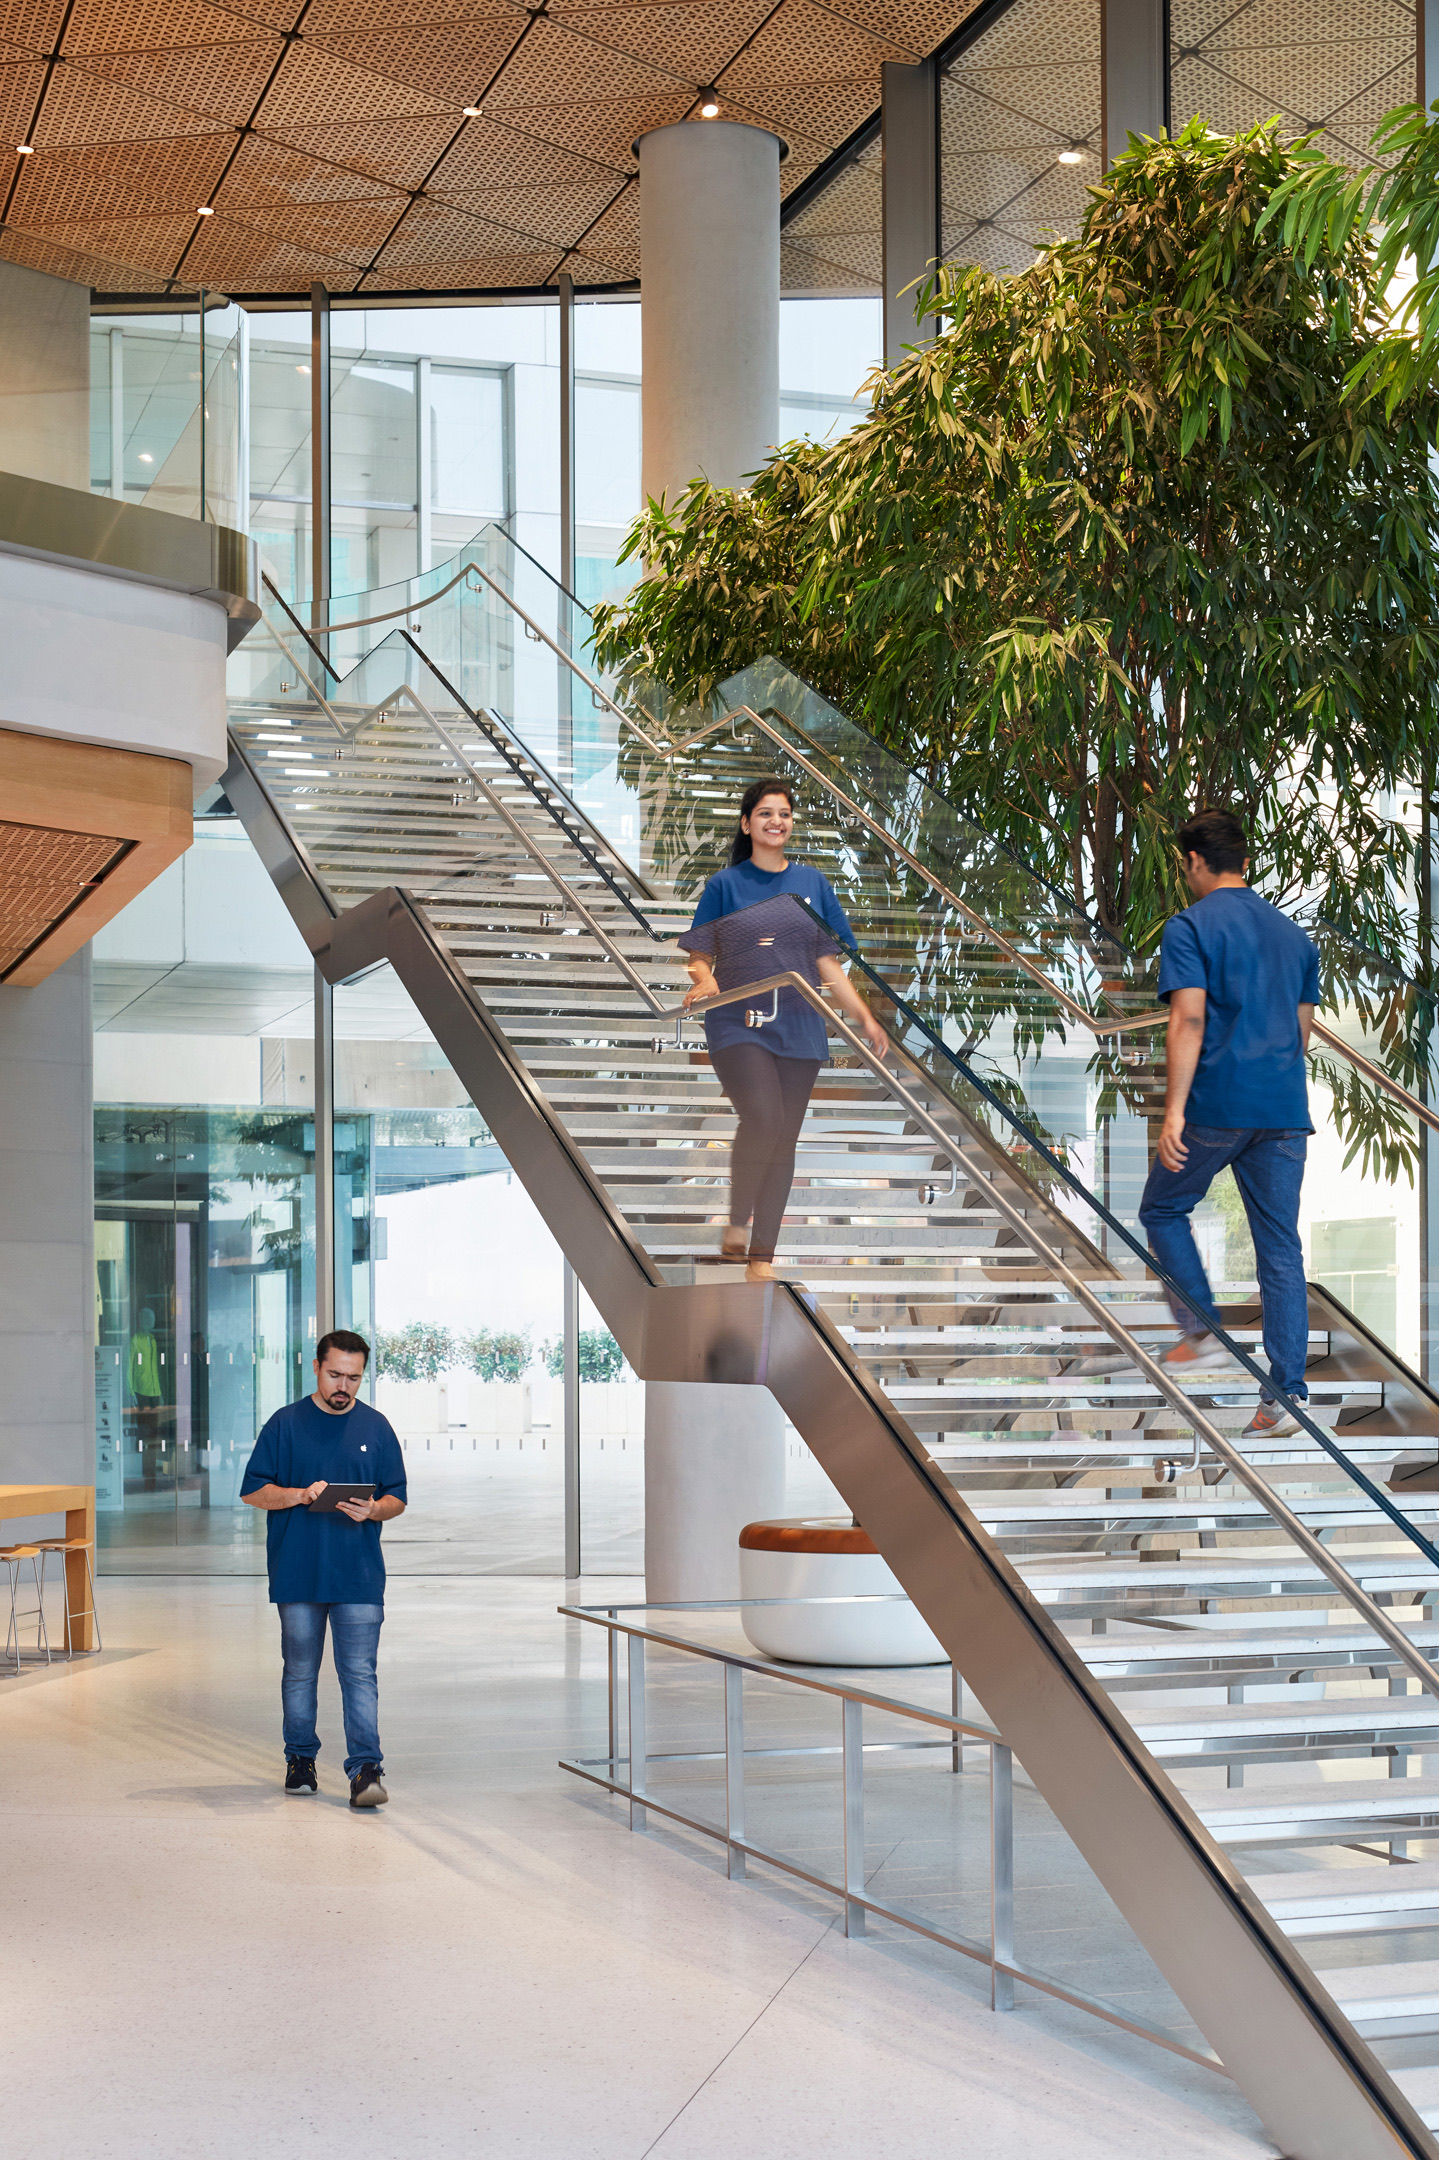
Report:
430,365,506,516
332,963,576,1574
940,0,1102,273
92,814,317,1571
89,304,243,526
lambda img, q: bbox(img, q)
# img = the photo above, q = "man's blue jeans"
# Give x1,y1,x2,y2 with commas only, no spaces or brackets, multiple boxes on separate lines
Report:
1137,1125,1310,1401
277,1601,384,1776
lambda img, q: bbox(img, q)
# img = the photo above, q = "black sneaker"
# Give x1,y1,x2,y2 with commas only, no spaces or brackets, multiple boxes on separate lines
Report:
349,1762,388,1809
285,1755,317,1795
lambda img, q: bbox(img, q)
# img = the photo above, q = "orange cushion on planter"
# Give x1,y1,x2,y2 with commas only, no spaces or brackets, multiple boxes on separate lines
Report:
738,1518,878,1555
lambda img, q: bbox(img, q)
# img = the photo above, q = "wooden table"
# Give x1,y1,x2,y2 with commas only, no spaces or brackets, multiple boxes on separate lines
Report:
0,1486,96,1653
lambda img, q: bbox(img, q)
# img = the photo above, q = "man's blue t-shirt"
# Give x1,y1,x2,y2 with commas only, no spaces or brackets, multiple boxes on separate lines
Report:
1156,886,1321,1131
240,1396,407,1606
680,861,855,1060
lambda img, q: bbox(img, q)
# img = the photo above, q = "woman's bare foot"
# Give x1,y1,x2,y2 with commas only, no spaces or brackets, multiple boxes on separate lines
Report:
721,1229,748,1262
746,1259,777,1283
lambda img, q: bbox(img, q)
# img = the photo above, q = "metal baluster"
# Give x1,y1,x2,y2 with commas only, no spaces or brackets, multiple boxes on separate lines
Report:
842,1696,865,1937
725,1663,745,1881
951,1662,961,1774
627,1632,647,1832
991,1742,1014,2010
607,1609,618,1776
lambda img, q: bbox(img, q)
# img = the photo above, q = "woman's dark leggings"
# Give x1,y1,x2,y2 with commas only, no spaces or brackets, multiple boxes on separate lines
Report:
709,1042,821,1262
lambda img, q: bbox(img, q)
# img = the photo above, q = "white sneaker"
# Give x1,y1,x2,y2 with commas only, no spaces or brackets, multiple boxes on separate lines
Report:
1242,1402,1303,1440
1158,1333,1238,1377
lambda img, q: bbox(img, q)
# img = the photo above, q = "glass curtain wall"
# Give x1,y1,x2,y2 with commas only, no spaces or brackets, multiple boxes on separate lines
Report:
92,807,317,1569
90,300,244,527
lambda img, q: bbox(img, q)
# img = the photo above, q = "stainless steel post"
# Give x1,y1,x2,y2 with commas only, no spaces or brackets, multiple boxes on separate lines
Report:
416,353,432,578
557,270,576,594
198,289,207,521
236,306,251,534
108,326,124,501
313,967,335,1339
557,268,576,782
951,1662,960,1774
991,1742,1014,2011
310,281,331,654
842,1695,866,1937
607,1609,618,1772
563,1257,581,1579
1101,0,1168,169
724,1662,745,1881
880,59,937,364
627,1632,647,1832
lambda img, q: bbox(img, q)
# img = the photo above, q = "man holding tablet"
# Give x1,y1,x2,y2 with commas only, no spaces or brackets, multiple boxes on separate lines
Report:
241,1329,407,1808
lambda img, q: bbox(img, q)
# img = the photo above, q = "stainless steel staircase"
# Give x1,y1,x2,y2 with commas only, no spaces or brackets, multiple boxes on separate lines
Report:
225,544,1439,2158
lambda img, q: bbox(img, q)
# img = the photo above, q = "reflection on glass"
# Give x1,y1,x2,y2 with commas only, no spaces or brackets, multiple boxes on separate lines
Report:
94,1107,317,1565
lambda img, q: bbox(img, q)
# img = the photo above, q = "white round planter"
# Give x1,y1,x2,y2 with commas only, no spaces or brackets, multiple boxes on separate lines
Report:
738,1519,947,1667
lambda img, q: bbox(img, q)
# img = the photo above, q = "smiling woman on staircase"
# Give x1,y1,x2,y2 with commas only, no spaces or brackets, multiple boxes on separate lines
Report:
677,778,889,1283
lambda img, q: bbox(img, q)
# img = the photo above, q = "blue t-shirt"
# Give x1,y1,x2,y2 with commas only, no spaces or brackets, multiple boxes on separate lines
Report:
1156,887,1321,1131
240,1396,408,1606
680,861,855,1060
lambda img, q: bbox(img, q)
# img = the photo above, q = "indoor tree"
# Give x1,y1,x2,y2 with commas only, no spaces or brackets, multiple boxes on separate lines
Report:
593,118,1439,976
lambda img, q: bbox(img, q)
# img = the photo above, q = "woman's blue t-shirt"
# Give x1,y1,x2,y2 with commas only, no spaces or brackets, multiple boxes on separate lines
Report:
680,860,855,1061
240,1395,407,1605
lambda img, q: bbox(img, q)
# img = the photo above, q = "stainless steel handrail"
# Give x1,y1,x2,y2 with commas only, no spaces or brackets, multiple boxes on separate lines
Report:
673,968,1439,1697
559,1595,1224,2070
265,560,1439,1138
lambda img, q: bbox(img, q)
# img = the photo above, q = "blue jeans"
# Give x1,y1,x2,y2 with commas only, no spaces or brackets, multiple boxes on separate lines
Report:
277,1602,384,1776
1137,1125,1310,1401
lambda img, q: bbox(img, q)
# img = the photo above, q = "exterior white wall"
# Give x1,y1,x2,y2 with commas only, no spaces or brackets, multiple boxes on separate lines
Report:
0,260,90,491
0,949,94,1537
0,549,230,789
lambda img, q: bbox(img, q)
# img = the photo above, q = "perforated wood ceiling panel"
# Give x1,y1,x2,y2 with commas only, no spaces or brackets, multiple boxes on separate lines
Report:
0,0,979,296
1170,0,1416,169
940,0,1103,276
0,819,127,978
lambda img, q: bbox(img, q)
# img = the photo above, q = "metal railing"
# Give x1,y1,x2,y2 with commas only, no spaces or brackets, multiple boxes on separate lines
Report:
261,555,1439,1139
559,1595,1222,2068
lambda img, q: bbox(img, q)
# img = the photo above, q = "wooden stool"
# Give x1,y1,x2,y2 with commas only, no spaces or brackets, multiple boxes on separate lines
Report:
0,1545,52,1674
36,1537,101,1658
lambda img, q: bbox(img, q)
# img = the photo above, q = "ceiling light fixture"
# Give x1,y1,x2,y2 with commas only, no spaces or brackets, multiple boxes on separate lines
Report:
698,88,720,117
462,105,481,117
138,452,153,463
15,142,33,154
196,203,214,214
1057,147,1085,164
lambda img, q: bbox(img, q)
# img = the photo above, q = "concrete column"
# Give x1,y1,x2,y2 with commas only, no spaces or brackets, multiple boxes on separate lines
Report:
0,260,90,490
638,120,780,502
1101,0,1168,169
882,59,938,364
0,950,94,1539
645,1380,786,1602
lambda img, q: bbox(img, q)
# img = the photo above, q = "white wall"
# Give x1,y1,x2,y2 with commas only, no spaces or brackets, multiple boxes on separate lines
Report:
0,950,94,1534
0,550,231,789
0,260,89,490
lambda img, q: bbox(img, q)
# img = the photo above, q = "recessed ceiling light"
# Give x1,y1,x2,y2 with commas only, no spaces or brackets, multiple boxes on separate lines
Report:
698,89,720,118
15,142,33,154
196,203,214,214
138,452,153,463
296,363,310,374
462,105,481,117
1057,147,1085,164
